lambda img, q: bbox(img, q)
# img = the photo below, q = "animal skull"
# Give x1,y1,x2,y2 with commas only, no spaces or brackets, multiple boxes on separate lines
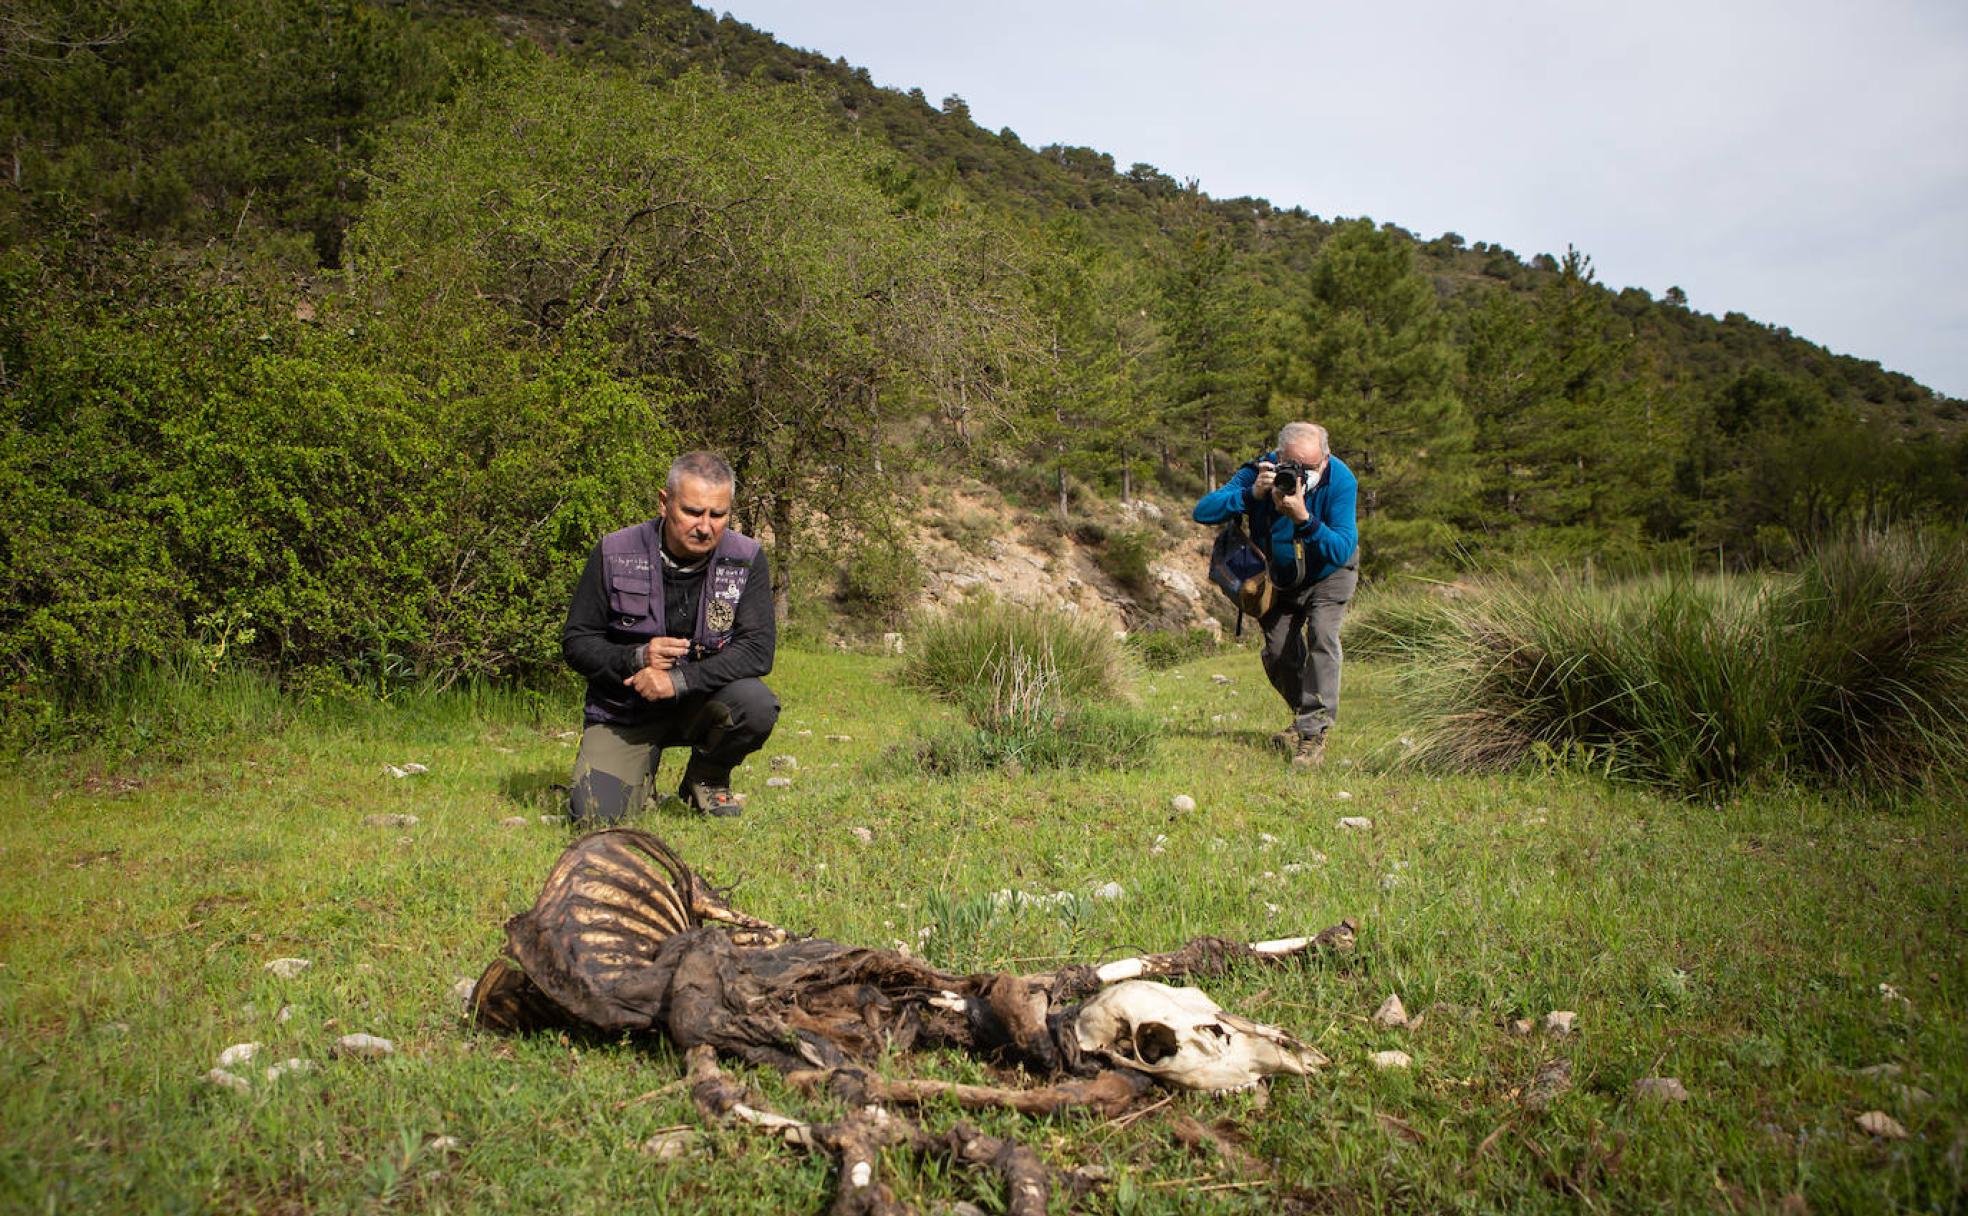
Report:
1072,980,1327,1092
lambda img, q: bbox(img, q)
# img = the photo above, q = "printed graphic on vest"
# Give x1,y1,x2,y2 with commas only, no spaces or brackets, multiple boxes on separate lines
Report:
707,563,746,634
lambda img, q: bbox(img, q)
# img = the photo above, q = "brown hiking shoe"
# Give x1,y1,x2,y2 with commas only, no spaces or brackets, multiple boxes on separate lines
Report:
1269,728,1299,754
1289,732,1327,768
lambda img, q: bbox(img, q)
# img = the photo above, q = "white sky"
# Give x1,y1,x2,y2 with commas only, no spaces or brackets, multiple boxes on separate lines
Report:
714,0,1968,399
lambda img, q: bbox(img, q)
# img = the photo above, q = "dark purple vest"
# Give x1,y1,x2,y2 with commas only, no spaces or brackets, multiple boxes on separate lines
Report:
585,523,762,724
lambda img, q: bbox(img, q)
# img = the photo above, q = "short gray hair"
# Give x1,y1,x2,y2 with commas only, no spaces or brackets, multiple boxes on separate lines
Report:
666,450,736,495
1277,421,1328,459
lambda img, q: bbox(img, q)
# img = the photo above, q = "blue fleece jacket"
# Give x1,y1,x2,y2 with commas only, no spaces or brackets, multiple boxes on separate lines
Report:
1192,452,1359,587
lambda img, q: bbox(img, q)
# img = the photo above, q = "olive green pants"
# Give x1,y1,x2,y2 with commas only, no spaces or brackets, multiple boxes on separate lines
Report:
569,677,778,823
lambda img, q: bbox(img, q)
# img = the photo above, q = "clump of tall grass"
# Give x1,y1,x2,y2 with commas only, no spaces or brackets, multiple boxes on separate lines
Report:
1403,531,1968,795
898,598,1154,773
1341,590,1460,662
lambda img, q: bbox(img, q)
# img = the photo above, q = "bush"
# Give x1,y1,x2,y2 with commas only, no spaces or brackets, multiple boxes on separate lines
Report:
1127,627,1219,671
899,599,1150,772
902,599,1131,716
839,540,921,620
1095,526,1157,595
1401,531,1968,794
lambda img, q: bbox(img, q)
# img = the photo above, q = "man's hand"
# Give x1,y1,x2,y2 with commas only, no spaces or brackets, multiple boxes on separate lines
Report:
1251,461,1277,498
625,666,677,701
1271,480,1310,524
639,637,690,671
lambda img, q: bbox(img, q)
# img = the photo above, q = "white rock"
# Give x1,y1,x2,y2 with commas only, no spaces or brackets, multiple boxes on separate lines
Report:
1149,834,1168,856
428,1135,462,1153
1282,862,1309,875
641,1129,702,1160
1544,1010,1577,1036
1856,1062,1903,1079
1338,817,1372,830
1371,1050,1412,1070
264,958,311,979
850,826,875,845
796,729,813,737
204,1068,252,1093
1090,882,1125,901
262,1058,314,1082
1855,1110,1907,1139
881,632,905,655
1507,1018,1535,1036
769,754,798,771
499,816,528,828
538,814,566,825
1211,674,1231,685
825,734,853,743
275,1005,292,1024
217,1042,262,1068
364,813,419,827
385,765,409,779
1372,995,1409,1029
451,978,476,1013
765,776,793,789
1379,872,1403,890
1633,1076,1689,1103
1334,790,1353,801
400,763,428,775
1170,794,1197,813
334,1033,395,1058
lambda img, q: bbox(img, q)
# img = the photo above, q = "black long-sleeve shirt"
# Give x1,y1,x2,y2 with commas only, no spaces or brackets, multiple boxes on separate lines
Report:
560,540,775,704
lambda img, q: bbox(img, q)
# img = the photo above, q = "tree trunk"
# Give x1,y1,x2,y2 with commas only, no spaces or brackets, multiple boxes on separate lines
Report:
769,492,795,622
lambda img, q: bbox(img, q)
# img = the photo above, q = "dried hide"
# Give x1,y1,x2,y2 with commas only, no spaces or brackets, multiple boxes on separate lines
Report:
472,828,1355,1214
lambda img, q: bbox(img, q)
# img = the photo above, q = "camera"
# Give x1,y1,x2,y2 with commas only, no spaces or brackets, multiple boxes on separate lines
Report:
1272,460,1308,496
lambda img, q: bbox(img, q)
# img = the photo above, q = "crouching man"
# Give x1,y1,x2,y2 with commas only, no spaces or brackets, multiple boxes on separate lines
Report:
1193,421,1359,767
561,451,778,819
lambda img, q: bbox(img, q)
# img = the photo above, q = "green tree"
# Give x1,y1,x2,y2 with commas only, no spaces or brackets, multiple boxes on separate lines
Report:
1152,190,1264,487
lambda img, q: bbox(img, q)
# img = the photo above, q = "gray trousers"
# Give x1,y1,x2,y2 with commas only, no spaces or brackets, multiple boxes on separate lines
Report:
570,677,779,823
1259,564,1358,738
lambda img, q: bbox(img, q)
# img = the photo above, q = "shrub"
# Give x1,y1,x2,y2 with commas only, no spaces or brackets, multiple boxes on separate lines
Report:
1401,531,1968,794
899,599,1150,772
1127,627,1219,671
902,599,1131,716
839,540,921,620
1095,526,1158,595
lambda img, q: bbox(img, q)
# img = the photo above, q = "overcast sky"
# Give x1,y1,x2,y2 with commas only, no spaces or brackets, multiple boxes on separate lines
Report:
715,0,1968,399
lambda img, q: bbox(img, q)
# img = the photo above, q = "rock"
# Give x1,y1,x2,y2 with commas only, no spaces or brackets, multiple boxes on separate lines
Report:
1379,872,1403,890
451,978,476,1013
850,826,875,845
400,763,429,775
796,729,813,737
364,813,419,828
1856,1062,1904,1079
1090,882,1125,901
1633,1076,1689,1103
264,957,311,979
552,730,579,741
385,765,409,779
1371,1050,1412,1070
428,1135,462,1153
765,776,793,789
1508,1018,1535,1036
204,1068,252,1093
881,632,905,656
334,1033,395,1058
538,814,567,825
1898,1085,1935,1105
1149,834,1168,856
217,1042,262,1069
262,1058,313,1082
1210,674,1231,685
1372,995,1409,1029
825,734,853,743
1338,816,1372,830
499,816,528,828
769,754,798,771
1855,1110,1907,1139
275,1005,292,1024
1524,1058,1573,1111
1335,790,1353,800
1282,861,1309,874
1543,1010,1577,1036
641,1128,703,1160
1170,794,1197,813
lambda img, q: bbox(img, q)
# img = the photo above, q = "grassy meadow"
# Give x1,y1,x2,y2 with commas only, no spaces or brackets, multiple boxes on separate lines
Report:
2,642,1964,1213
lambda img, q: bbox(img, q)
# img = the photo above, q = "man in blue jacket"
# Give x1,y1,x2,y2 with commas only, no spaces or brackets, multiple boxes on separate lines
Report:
1193,422,1359,767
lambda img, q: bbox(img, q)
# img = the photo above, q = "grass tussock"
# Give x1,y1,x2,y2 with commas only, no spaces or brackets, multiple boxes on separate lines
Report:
899,598,1154,772
1404,531,1968,794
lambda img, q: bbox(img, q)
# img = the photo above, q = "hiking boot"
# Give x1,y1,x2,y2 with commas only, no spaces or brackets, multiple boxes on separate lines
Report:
679,774,744,817
1289,732,1327,768
1269,728,1299,754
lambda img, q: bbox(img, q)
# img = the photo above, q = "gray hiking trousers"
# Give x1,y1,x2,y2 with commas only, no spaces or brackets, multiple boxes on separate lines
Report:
1258,563,1358,739
569,677,779,823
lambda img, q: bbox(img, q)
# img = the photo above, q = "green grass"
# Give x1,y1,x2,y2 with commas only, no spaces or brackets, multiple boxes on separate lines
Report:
3,647,1965,1213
